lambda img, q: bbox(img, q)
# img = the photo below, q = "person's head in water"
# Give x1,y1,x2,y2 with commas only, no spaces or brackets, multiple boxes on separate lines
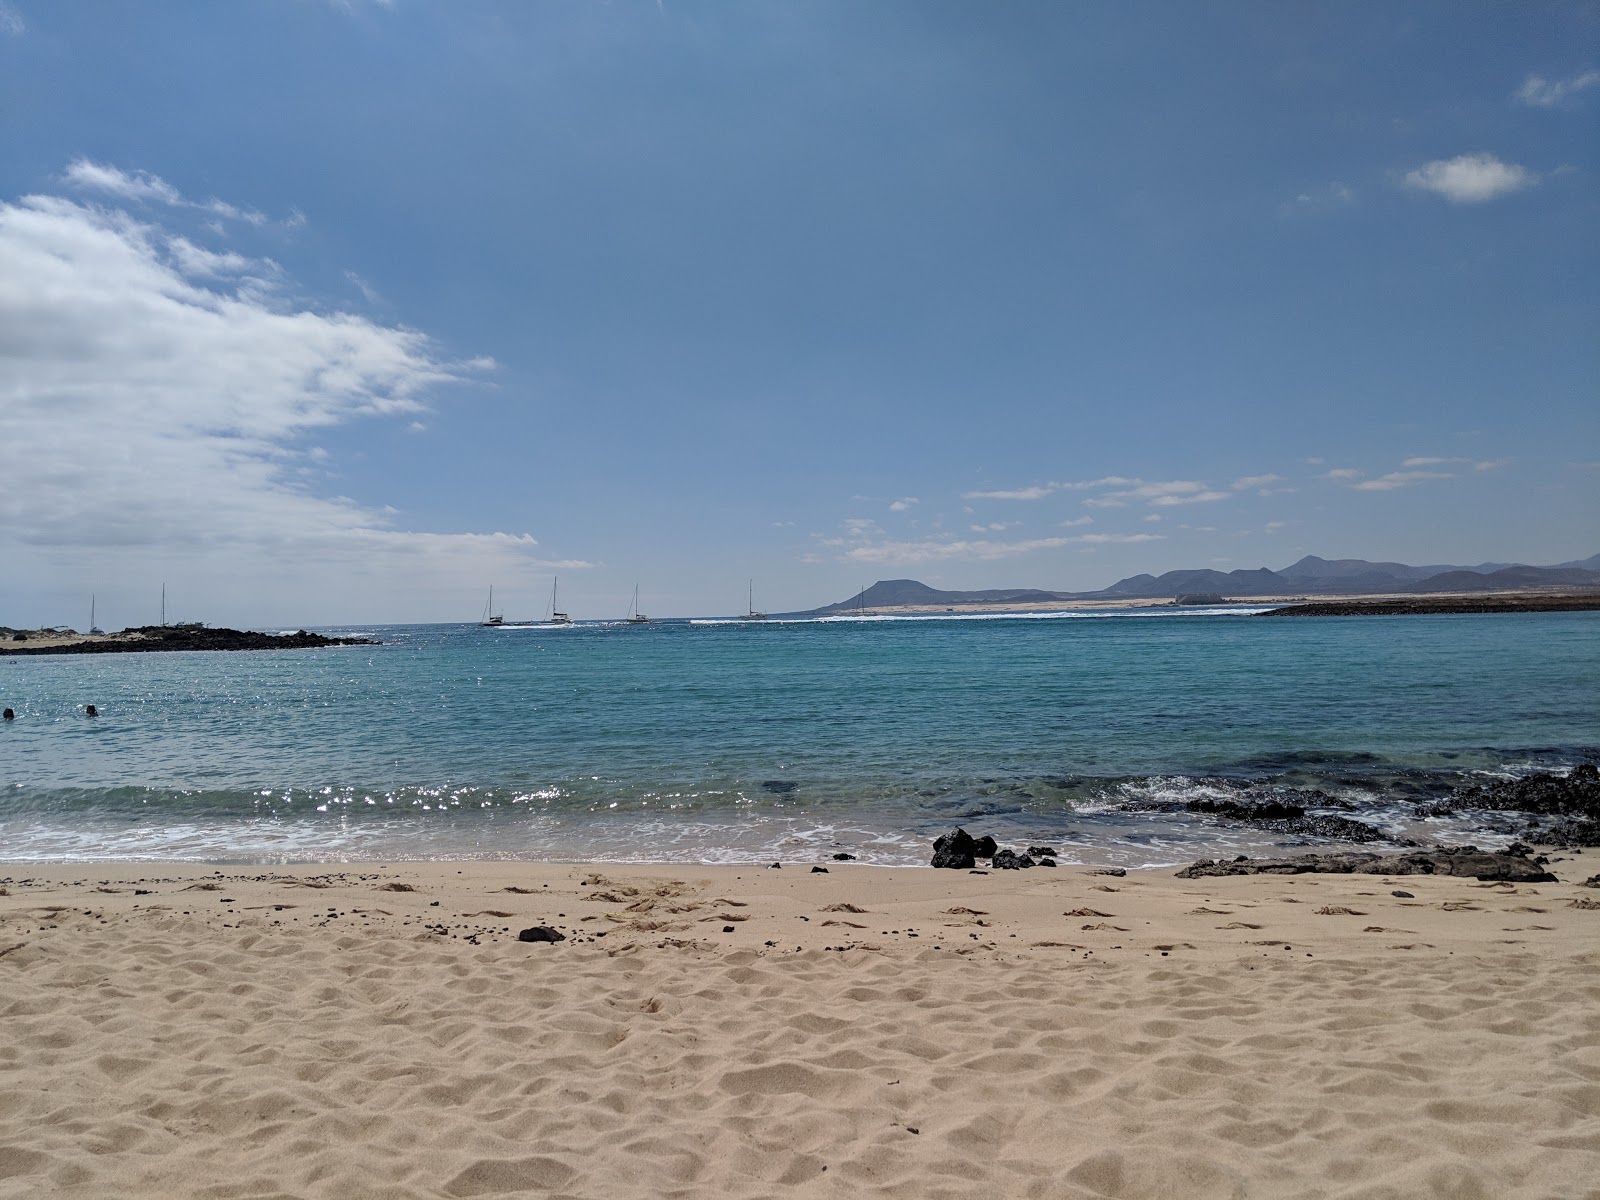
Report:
85,704,97,717
2,708,13,721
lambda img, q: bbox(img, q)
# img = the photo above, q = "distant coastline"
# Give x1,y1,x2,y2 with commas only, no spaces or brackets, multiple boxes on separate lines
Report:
0,626,375,657
1255,595,1600,617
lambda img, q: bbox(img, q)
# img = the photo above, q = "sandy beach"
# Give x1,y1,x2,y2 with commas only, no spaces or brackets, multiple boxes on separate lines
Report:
2,858,1596,1198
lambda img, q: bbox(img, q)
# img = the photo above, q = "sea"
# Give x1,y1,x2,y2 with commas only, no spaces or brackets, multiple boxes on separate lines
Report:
1,607,1596,868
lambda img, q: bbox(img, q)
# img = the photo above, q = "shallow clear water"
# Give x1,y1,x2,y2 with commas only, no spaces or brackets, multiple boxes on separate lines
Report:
1,609,1595,866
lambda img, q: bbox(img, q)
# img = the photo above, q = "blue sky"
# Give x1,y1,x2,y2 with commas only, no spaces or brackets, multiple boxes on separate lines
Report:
0,1,1595,625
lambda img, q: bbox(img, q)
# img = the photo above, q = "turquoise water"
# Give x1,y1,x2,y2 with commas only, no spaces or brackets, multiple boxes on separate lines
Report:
1,609,1596,866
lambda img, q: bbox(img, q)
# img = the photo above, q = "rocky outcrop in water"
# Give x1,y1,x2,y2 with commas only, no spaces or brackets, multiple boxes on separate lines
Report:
1450,765,1600,848
1176,846,1558,882
1183,797,1392,844
0,626,375,656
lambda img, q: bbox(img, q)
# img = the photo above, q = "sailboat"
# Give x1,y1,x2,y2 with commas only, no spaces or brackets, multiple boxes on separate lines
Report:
625,584,650,624
855,583,877,618
480,586,539,628
89,595,104,635
480,586,504,626
740,580,767,621
546,578,574,626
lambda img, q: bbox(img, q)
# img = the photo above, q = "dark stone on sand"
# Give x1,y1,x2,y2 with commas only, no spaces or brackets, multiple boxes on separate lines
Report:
1026,846,1057,857
991,849,1035,870
1090,867,1127,877
1391,890,1415,898
932,827,982,869
832,853,856,861
769,862,782,869
517,926,566,943
1176,847,1558,883
811,866,829,873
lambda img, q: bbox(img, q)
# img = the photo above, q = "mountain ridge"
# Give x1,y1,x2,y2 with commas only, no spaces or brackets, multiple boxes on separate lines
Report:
801,554,1600,612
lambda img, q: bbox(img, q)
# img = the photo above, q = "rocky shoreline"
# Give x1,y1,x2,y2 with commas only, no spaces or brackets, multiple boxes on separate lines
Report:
0,625,376,656
927,765,1599,878
1256,593,1600,617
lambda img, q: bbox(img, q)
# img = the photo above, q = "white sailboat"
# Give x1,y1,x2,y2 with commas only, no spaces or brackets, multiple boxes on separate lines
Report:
625,584,650,624
741,580,767,621
89,595,104,635
546,578,574,626
480,585,504,626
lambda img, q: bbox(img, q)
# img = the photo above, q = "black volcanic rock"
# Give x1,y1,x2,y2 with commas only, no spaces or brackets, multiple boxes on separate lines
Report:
1177,847,1557,882
1184,797,1389,844
1452,765,1600,847
0,625,376,656
931,827,980,869
991,849,1035,870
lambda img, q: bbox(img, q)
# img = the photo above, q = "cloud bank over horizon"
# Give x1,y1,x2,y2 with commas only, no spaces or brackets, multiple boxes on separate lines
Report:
0,171,582,625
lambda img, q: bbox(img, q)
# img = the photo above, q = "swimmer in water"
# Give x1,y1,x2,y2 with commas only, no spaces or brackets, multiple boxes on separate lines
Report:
2,708,13,721
85,704,97,717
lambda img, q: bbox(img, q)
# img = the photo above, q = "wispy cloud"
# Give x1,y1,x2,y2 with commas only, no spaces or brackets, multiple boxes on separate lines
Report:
0,3,25,36
1516,70,1600,108
1232,473,1284,490
1322,468,1362,481
823,525,1162,566
888,496,919,512
1404,153,1536,204
961,484,1056,501
64,158,270,225
1351,471,1455,491
0,182,580,621
1080,479,1230,508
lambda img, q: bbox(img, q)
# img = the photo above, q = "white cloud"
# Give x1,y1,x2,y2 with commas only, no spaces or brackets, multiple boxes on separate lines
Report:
1290,182,1355,213
888,496,919,512
834,530,1163,566
0,4,25,36
1350,471,1454,491
1401,456,1458,467
346,270,384,305
961,484,1056,501
1066,477,1231,509
1516,70,1600,108
1322,468,1362,481
0,185,580,623
64,158,269,225
1058,516,1093,528
1404,153,1536,204
1231,473,1283,490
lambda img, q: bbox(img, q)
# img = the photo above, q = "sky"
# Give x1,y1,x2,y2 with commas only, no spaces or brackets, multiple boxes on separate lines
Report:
0,1,1595,626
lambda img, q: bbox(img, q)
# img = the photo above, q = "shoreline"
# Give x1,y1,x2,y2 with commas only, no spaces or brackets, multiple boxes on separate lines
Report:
2,857,1596,1197
0,624,375,657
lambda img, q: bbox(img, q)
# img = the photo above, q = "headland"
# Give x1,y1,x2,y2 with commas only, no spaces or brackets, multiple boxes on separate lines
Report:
0,625,375,656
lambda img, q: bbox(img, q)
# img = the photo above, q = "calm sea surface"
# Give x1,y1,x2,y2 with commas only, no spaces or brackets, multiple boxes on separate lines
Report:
2,609,1596,866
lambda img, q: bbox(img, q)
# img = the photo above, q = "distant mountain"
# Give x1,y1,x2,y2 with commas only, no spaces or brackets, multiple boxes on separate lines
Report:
807,579,1071,613
799,553,1600,612
1096,556,1600,599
